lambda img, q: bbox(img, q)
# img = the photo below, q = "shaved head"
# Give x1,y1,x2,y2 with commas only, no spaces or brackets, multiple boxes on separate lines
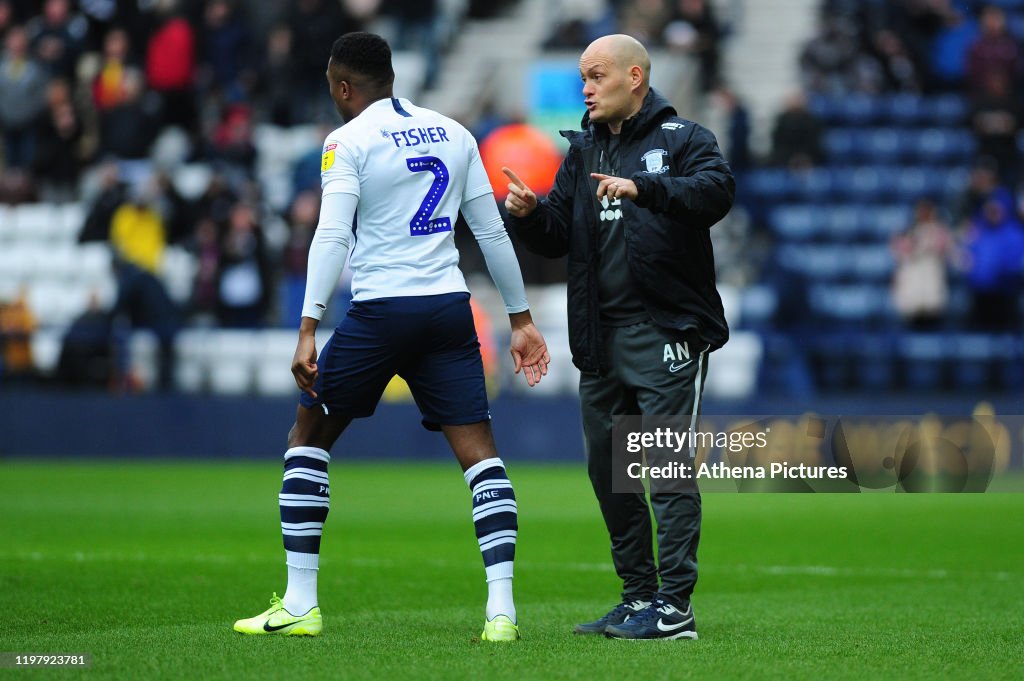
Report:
578,34,651,132
581,34,651,85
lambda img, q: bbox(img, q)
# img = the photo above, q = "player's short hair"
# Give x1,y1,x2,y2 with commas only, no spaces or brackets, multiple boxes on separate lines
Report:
330,32,394,90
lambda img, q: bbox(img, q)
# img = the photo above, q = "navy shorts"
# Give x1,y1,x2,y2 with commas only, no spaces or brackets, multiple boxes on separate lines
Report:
299,292,490,430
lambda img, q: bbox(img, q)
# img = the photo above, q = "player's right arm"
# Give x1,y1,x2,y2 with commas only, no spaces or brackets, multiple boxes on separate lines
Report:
293,191,357,397
502,152,574,258
294,135,361,397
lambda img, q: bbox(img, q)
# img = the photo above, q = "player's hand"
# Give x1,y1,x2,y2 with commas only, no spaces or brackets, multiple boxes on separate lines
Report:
509,320,551,388
503,167,538,218
591,173,638,201
291,333,319,398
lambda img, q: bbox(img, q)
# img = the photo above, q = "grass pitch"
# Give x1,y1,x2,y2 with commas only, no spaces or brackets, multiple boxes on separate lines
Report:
1,460,1022,680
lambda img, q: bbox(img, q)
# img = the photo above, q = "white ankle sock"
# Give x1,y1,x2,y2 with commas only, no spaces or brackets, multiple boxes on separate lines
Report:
282,551,319,615
485,563,516,623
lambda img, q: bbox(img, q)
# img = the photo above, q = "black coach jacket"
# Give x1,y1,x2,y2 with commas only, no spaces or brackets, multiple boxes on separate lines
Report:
510,88,736,375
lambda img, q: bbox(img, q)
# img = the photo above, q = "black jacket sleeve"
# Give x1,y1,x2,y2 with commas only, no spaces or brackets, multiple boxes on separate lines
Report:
630,123,736,229
509,150,575,258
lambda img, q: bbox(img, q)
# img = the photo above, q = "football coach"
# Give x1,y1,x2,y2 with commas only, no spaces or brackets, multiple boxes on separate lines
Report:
502,34,735,640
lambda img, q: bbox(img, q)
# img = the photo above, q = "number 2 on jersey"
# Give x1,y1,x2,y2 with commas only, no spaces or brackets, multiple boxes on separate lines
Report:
406,156,452,236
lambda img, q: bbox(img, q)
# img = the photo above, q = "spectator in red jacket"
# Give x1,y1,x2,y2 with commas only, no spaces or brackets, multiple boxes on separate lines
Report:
145,5,195,132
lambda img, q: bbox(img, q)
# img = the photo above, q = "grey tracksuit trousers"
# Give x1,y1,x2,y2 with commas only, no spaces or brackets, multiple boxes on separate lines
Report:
579,320,708,607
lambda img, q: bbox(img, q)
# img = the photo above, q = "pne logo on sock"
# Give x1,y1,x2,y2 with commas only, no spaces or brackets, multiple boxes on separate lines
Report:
475,491,500,502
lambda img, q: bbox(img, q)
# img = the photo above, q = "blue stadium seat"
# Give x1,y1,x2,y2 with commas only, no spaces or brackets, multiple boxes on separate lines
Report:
812,333,853,390
869,205,912,240
747,169,793,203
912,128,975,164
807,95,837,124
951,334,994,391
940,167,971,197
993,336,1024,389
781,245,846,281
894,166,929,202
899,335,947,390
846,167,892,203
824,129,859,163
826,204,862,240
828,167,857,201
854,334,897,390
922,95,967,127
850,245,894,282
885,93,926,127
894,166,948,202
810,283,889,324
769,205,818,241
792,168,834,203
739,285,778,329
835,94,881,127
863,128,903,164
780,245,894,283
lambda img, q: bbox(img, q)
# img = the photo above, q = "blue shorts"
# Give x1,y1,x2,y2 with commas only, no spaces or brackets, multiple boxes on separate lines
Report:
299,292,490,431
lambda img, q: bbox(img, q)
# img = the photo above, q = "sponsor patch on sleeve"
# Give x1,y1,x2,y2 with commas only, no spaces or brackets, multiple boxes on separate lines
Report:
321,143,337,172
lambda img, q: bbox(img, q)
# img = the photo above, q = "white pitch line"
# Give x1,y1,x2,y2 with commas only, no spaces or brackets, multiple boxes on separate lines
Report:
533,561,1014,581
0,552,1013,582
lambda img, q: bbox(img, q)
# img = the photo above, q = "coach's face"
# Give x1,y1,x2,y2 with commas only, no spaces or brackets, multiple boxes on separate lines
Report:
579,46,634,125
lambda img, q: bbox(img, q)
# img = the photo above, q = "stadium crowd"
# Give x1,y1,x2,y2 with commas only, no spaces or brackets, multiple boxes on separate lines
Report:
783,0,1024,331
2,0,1024,394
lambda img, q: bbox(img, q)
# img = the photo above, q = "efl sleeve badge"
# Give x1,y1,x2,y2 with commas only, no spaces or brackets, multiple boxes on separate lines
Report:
321,143,337,172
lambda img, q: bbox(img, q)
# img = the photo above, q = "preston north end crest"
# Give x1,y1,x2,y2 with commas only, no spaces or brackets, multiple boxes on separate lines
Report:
641,148,669,174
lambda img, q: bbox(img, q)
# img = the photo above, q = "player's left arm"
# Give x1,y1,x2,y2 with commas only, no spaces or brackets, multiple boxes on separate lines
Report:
594,124,736,228
461,193,550,387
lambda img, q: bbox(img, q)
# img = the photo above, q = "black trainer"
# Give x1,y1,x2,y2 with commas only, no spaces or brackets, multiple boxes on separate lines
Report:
573,598,652,635
604,597,697,640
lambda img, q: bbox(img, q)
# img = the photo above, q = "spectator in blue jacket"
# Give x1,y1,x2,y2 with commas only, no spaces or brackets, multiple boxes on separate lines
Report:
962,198,1024,330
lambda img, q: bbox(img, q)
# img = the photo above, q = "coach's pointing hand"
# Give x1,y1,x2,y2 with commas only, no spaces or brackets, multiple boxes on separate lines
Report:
503,167,538,218
591,173,638,201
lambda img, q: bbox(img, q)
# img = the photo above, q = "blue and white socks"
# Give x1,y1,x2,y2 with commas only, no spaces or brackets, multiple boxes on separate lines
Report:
279,446,330,615
464,458,518,623
276,450,517,622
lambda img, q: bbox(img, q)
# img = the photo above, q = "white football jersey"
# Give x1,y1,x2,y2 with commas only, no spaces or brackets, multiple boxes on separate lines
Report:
320,97,493,302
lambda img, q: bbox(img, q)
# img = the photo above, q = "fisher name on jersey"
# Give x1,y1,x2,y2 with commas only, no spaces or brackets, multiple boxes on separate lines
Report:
319,97,493,303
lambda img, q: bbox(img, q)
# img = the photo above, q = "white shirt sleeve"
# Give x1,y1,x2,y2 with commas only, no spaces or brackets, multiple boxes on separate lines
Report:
461,193,529,314
321,135,360,198
463,138,494,203
301,191,358,321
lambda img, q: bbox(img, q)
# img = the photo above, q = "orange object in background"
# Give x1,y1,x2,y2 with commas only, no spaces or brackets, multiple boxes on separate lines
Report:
470,298,497,389
479,124,564,200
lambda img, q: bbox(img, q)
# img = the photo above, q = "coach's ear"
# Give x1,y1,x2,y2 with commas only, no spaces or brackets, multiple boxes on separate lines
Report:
630,64,644,91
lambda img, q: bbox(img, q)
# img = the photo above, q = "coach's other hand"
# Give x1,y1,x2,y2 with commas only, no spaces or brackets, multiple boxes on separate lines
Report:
591,173,638,201
292,319,320,398
503,167,538,218
509,310,551,387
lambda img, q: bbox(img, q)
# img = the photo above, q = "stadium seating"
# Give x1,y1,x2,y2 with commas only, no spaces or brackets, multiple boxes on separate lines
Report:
742,86,1024,394
809,94,966,128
